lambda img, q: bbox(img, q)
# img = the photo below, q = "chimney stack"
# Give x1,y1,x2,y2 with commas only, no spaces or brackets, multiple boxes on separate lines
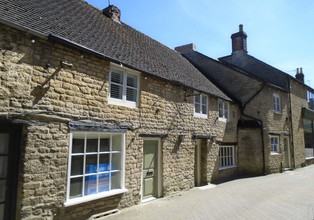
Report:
295,67,304,83
103,5,121,23
231,24,247,53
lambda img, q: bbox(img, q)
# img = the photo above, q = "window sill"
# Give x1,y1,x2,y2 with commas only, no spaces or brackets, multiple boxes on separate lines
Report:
64,188,128,207
194,113,208,119
219,165,236,170
271,152,281,156
108,98,137,108
273,111,282,115
218,117,227,123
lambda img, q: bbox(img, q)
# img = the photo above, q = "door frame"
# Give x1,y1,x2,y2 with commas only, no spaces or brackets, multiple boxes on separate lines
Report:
283,137,291,169
141,138,162,203
0,123,22,220
194,140,201,186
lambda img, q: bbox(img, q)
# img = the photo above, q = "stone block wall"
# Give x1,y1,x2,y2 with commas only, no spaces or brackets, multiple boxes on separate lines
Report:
237,128,264,176
1,24,239,219
289,79,307,168
243,86,290,173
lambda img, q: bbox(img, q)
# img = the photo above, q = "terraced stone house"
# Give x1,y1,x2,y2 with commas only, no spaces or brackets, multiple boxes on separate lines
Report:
0,1,241,219
177,25,314,176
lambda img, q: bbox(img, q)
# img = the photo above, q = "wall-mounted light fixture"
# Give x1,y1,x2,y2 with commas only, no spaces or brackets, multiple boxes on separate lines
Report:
184,90,200,101
178,134,185,142
60,60,73,68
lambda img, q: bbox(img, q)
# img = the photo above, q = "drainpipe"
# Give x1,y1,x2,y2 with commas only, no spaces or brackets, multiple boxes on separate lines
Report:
287,78,295,168
241,83,267,175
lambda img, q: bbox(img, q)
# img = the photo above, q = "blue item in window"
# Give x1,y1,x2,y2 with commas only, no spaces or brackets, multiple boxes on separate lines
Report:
86,164,97,174
85,175,97,195
99,163,110,172
99,173,110,192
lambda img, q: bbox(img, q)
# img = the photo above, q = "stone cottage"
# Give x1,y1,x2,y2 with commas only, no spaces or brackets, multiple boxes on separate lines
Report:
177,25,314,176
0,1,241,219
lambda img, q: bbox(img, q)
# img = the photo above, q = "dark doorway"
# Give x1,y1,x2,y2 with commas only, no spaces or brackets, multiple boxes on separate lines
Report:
0,124,22,220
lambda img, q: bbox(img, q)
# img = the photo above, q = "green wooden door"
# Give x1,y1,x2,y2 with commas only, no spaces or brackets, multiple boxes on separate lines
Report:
143,140,158,199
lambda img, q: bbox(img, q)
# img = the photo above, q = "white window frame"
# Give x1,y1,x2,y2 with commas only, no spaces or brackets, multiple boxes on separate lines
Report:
273,93,281,113
194,94,208,118
109,63,140,108
219,145,236,169
218,100,229,122
65,132,127,207
270,136,280,154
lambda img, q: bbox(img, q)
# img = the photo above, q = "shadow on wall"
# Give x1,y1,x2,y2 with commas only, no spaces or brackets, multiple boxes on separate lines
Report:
55,194,123,220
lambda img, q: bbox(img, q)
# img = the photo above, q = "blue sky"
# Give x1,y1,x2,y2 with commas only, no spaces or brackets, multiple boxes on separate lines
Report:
85,0,314,86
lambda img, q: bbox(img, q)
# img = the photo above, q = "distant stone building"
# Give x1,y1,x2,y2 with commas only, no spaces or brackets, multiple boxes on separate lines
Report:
178,25,314,176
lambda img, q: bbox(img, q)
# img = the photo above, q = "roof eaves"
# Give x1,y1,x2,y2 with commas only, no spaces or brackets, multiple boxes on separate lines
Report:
0,17,47,39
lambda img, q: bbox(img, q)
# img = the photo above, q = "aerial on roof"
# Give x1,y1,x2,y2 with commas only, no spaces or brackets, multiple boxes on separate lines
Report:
0,0,230,101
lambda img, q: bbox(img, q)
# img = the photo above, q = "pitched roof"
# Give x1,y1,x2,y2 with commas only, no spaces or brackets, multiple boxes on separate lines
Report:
219,51,289,91
0,0,231,101
180,50,264,105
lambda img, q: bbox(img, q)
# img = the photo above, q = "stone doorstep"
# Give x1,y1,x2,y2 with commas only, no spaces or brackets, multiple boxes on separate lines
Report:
194,184,217,190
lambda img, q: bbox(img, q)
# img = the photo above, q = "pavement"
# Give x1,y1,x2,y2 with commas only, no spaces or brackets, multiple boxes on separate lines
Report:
103,165,314,220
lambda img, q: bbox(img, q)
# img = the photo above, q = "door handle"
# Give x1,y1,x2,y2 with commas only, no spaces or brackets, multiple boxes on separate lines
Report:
146,169,154,177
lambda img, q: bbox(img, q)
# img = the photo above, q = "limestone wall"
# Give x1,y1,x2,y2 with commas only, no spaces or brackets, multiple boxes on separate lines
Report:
1,24,239,219
289,79,307,167
243,86,290,173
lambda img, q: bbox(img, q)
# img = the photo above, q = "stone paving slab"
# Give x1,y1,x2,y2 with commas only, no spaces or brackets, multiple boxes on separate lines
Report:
103,165,314,220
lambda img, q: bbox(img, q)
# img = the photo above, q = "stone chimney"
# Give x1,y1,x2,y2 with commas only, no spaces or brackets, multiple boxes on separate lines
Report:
295,67,304,83
175,43,197,54
231,24,247,53
103,5,121,23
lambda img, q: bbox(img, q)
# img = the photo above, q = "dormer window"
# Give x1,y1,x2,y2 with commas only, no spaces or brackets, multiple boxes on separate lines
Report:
194,94,208,118
109,64,139,108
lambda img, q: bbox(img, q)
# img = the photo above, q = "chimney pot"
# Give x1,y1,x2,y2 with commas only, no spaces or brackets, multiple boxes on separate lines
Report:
239,24,243,32
295,67,304,83
103,5,121,23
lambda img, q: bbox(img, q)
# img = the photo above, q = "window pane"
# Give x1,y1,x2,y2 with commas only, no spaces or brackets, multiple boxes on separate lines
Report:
0,203,4,220
202,95,207,104
85,155,97,174
112,134,122,151
72,138,84,153
0,156,7,178
202,104,207,115
127,75,138,88
99,154,110,171
110,84,123,99
224,108,228,119
111,172,121,190
86,138,98,153
126,87,137,102
195,103,200,113
195,96,200,103
0,134,9,154
112,153,121,170
0,180,5,202
70,177,82,199
85,175,97,196
98,173,110,192
111,71,123,84
100,138,110,152
71,156,83,175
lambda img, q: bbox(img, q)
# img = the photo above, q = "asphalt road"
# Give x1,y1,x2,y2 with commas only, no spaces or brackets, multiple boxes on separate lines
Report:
103,165,314,220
